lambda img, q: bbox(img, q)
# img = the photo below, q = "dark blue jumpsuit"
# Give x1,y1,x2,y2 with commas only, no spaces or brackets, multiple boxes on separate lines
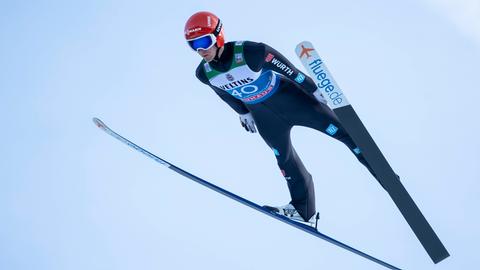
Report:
195,41,377,221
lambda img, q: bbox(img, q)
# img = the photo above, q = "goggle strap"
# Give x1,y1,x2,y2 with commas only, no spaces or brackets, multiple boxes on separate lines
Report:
213,19,222,37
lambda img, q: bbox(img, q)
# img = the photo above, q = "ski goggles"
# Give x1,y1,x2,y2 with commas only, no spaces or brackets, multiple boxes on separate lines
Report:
187,34,217,51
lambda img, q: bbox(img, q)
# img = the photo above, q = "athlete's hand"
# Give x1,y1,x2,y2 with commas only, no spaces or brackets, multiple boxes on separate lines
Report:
239,112,257,133
313,89,328,104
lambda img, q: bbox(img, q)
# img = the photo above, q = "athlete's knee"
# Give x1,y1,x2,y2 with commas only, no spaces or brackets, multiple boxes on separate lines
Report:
324,122,341,137
270,146,292,166
325,123,353,145
351,146,362,156
352,148,368,166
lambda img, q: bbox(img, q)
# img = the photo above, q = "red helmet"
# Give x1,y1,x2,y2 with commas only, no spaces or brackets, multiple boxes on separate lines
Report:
184,11,225,48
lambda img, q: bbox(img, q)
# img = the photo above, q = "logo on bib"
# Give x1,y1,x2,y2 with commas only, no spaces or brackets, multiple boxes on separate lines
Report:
204,63,212,73
226,73,235,81
219,77,255,90
235,53,243,63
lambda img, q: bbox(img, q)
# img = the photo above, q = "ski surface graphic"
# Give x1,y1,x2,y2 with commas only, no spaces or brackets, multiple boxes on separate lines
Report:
295,41,449,264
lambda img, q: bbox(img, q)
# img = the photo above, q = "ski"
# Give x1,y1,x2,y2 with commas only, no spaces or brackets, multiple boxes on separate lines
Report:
295,41,449,263
92,117,401,270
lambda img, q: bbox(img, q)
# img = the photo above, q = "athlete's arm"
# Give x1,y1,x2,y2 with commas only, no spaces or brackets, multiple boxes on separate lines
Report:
195,64,250,115
243,41,318,94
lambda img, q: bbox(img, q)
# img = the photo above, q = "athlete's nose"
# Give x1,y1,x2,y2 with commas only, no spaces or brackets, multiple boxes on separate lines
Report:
198,49,208,56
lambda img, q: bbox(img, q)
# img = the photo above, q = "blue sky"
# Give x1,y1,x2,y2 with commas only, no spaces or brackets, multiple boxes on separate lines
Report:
1,0,479,269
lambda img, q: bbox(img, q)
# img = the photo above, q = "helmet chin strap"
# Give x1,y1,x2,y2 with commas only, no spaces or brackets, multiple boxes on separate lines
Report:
213,45,224,61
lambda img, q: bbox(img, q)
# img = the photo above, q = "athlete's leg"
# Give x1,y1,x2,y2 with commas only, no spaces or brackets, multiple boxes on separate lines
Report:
249,105,317,221
293,102,383,186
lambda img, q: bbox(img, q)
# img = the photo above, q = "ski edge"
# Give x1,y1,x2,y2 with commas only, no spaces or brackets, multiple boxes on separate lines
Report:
294,41,449,263
92,117,402,270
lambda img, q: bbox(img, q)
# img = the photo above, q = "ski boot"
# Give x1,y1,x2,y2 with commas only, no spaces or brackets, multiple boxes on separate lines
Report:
264,203,320,229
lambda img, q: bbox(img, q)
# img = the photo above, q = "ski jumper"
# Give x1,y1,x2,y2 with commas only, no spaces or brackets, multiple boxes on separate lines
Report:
195,41,377,221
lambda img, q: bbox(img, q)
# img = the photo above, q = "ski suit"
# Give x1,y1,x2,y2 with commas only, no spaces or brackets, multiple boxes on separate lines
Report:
195,41,376,221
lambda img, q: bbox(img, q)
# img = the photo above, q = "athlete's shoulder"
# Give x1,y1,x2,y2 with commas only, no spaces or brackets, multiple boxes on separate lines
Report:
195,60,209,84
237,41,268,70
225,41,236,46
227,40,265,49
242,40,267,50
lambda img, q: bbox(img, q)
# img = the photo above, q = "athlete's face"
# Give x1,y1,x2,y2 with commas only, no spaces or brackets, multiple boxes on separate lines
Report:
197,45,217,62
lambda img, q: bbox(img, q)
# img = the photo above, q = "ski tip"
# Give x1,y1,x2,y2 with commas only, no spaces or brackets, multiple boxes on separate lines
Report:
296,40,311,46
295,41,316,59
92,117,107,130
295,40,312,49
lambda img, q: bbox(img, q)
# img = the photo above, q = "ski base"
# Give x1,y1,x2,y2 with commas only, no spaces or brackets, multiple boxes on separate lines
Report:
295,41,449,264
93,117,401,270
